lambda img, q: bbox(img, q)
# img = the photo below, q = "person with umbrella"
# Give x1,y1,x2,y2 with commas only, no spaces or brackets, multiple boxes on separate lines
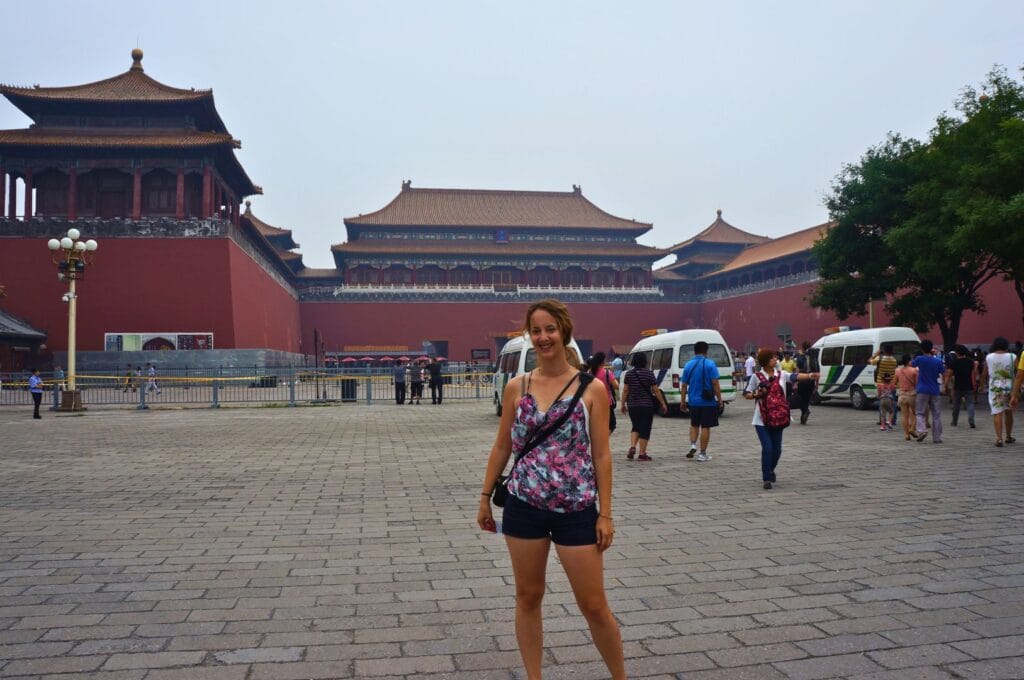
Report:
391,358,407,405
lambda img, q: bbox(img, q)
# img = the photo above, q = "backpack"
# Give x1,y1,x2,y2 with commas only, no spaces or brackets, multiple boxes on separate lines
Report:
756,372,791,428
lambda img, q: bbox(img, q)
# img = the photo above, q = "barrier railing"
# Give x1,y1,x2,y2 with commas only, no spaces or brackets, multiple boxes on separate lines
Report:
0,369,494,409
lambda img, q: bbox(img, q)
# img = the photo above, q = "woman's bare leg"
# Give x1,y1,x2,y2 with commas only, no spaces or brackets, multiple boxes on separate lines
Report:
994,412,1004,443
506,536,551,679
556,544,626,680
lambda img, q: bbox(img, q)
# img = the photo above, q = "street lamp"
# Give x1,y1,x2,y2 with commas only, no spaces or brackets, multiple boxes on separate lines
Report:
47,228,98,411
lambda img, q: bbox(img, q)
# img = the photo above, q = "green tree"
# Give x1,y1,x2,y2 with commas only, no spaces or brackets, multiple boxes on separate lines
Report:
943,67,1024,329
812,67,1023,347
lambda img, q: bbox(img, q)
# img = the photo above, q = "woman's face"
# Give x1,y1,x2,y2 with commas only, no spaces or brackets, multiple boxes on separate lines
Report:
529,309,563,361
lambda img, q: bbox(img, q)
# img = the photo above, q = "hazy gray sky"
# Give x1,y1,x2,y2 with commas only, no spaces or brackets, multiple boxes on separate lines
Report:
2,1,1021,268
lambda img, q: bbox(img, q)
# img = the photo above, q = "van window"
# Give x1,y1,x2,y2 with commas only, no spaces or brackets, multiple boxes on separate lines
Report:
524,349,537,372
509,351,522,373
820,346,843,365
652,348,673,370
843,345,873,366
678,343,732,368
888,341,921,359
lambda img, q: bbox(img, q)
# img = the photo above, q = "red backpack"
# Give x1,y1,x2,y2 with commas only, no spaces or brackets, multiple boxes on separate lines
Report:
756,372,791,428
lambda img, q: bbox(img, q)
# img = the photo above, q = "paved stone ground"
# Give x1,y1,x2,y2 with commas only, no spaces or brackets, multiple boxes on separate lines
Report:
0,398,1022,679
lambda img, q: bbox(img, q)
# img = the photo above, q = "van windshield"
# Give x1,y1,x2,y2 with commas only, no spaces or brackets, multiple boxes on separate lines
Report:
678,344,732,368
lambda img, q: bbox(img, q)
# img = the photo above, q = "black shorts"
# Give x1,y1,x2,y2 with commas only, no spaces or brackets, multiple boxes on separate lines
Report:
688,405,719,428
501,495,597,546
628,404,655,439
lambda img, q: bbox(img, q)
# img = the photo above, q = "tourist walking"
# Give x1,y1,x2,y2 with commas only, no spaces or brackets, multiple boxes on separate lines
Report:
980,337,1016,447
895,354,920,440
912,340,945,444
392,359,407,405
793,342,815,424
428,357,444,404
477,299,625,680
587,352,619,433
680,340,721,461
871,345,899,430
122,364,135,393
744,348,818,489
620,353,668,461
610,353,624,382
28,367,44,419
145,362,161,395
54,364,66,392
947,345,977,428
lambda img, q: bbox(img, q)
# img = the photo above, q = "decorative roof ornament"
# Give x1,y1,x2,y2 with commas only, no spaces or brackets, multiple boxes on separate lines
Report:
130,48,144,72
716,209,722,218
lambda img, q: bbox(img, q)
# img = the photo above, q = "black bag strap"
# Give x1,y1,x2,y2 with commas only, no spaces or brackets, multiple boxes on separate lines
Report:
506,372,593,476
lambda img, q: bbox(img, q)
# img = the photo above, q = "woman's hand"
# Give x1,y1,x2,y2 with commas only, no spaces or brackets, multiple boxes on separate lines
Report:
596,515,615,552
477,497,496,533
659,403,668,415
620,403,627,414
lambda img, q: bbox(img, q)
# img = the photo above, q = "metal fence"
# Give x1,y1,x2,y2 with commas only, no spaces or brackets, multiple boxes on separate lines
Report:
0,368,495,409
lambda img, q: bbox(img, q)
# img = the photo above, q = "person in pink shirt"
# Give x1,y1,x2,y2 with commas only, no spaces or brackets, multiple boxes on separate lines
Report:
895,354,922,441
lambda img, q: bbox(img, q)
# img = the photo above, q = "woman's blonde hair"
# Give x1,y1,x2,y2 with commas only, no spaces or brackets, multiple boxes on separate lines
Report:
523,299,581,368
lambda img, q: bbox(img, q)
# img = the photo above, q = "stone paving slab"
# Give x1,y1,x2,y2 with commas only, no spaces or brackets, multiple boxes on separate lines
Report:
0,398,1022,678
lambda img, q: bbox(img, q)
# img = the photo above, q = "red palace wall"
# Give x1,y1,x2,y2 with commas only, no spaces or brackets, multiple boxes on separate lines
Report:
226,244,301,352
299,301,698,360
701,277,1021,351
0,237,299,353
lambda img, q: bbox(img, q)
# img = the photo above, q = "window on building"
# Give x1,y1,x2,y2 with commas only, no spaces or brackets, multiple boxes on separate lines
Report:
143,169,176,214
527,268,553,287
592,268,616,287
561,267,585,287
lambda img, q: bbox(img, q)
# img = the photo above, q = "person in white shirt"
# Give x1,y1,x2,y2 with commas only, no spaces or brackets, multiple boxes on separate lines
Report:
744,353,756,379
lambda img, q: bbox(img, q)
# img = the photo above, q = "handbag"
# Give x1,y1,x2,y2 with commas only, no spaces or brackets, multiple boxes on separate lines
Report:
492,372,593,508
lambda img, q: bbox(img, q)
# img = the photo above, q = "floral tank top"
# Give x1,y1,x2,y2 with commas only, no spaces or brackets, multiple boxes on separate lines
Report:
506,373,595,513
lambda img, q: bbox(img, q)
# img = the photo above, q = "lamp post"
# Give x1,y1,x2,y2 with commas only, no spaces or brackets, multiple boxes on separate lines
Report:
47,228,98,411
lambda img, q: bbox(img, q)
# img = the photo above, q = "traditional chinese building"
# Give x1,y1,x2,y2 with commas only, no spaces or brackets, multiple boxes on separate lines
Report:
333,182,665,290
0,50,303,358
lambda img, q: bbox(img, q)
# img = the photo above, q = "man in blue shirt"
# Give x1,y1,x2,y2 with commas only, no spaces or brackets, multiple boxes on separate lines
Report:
611,354,624,381
28,367,44,419
680,341,722,462
912,339,945,443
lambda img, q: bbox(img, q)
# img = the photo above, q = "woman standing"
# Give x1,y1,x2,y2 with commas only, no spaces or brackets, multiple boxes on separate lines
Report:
980,337,1016,447
620,353,668,461
894,354,921,441
587,352,619,434
477,299,625,680
744,348,818,489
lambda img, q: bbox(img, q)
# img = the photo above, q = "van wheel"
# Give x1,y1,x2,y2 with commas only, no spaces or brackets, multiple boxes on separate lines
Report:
718,403,725,417
495,396,502,417
850,386,869,410
810,390,822,406
660,404,678,418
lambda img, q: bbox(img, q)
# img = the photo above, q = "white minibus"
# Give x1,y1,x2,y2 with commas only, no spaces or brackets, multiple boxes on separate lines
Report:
492,334,585,416
811,326,921,409
623,329,737,415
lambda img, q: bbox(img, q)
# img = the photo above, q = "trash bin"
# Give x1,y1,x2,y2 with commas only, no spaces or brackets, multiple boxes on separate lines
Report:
341,377,357,402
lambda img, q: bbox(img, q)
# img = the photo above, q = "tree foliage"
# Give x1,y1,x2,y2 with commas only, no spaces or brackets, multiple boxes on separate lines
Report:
811,66,1024,346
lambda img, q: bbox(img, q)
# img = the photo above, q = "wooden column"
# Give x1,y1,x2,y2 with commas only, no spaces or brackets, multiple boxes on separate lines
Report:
7,173,15,219
175,168,185,218
22,170,32,219
201,166,212,218
66,168,78,219
0,167,5,218
131,168,142,219
615,269,624,288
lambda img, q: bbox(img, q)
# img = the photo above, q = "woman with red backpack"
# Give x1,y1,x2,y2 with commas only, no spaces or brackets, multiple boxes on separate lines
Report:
744,348,819,489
